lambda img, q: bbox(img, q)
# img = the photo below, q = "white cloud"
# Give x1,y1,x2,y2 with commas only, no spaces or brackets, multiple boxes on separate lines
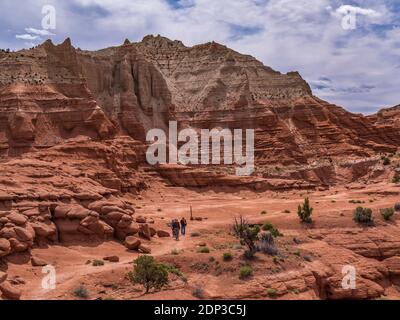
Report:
15,34,39,41
25,27,55,36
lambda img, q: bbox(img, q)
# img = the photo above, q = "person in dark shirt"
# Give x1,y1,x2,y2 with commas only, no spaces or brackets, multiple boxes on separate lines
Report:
180,218,187,236
171,219,180,240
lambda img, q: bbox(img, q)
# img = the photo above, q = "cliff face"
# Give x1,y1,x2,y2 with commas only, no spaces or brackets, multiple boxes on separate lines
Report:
0,35,398,165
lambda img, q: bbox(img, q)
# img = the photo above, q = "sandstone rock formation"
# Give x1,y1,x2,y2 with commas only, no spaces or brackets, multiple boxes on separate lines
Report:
0,36,400,301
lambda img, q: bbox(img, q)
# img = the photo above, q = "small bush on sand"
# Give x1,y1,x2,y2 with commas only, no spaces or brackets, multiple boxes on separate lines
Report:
297,198,313,223
382,157,391,166
381,208,395,221
233,216,260,259
261,210,267,215
128,256,169,294
161,263,182,277
223,252,233,261
261,223,282,237
258,231,278,256
74,285,89,299
267,288,278,298
243,250,255,260
92,260,104,267
353,207,373,224
239,266,253,279
192,287,205,299
198,247,210,254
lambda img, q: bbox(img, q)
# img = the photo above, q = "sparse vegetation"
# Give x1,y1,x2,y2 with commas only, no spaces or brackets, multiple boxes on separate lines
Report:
353,207,374,224
261,210,267,215
223,252,233,261
297,197,313,223
128,256,169,294
283,209,291,213
395,203,400,212
192,287,205,299
239,266,253,279
161,263,183,276
233,216,260,258
267,288,278,298
190,262,209,272
380,208,395,221
261,222,282,237
382,156,391,166
74,285,89,299
198,247,210,254
258,231,278,255
243,250,255,260
92,260,105,267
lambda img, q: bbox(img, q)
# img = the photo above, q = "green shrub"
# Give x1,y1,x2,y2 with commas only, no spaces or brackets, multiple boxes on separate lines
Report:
380,208,395,221
160,263,182,276
297,198,313,223
223,252,233,261
198,247,210,254
382,157,391,166
239,266,253,279
128,256,169,294
293,250,301,257
261,223,282,237
233,216,260,258
74,285,89,299
267,288,278,298
353,207,373,224
92,260,104,267
243,250,255,260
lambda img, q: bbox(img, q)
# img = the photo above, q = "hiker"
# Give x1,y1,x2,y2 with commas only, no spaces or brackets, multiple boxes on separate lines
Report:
180,217,187,236
171,219,180,241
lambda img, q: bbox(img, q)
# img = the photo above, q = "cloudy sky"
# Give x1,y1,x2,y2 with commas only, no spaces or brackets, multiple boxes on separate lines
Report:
1,0,399,114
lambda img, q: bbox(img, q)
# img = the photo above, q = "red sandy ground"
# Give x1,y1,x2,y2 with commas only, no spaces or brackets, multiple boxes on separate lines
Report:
3,182,400,300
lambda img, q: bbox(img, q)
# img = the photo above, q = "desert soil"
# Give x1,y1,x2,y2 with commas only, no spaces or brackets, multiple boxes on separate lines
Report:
3,182,400,300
